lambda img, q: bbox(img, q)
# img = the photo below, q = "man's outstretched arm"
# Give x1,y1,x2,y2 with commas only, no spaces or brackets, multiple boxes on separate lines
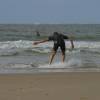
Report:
67,35,74,49
33,39,49,45
63,34,74,49
70,39,74,49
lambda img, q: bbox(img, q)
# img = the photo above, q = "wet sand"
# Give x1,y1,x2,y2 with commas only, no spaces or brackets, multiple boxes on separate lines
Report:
0,72,100,100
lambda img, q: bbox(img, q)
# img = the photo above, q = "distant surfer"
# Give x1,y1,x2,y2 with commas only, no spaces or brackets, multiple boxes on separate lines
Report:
33,32,74,64
36,31,40,37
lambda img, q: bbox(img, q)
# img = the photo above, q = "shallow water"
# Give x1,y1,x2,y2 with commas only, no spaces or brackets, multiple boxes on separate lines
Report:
0,24,100,73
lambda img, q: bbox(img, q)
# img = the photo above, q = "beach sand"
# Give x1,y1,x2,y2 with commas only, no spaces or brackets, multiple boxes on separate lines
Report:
0,72,100,100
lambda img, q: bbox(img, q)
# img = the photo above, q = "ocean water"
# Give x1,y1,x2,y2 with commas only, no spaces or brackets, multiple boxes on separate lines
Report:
0,24,100,73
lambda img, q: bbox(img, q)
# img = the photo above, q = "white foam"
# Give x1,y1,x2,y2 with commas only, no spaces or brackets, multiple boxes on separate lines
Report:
38,58,82,68
0,40,33,49
38,62,67,68
0,40,100,53
1,64,31,69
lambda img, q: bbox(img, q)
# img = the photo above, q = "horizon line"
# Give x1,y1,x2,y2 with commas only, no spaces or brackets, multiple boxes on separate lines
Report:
0,23,100,25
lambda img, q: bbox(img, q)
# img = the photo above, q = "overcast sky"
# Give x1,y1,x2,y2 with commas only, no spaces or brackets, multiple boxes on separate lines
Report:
0,0,100,24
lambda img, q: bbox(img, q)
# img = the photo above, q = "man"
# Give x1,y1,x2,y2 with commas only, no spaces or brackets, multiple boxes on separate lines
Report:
33,32,74,64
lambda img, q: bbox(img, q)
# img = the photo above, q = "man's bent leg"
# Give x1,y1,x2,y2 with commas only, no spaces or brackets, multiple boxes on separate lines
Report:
49,49,56,64
60,43,66,63
61,51,65,63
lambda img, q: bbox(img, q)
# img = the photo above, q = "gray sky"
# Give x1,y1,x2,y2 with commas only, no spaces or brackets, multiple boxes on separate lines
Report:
0,0,100,24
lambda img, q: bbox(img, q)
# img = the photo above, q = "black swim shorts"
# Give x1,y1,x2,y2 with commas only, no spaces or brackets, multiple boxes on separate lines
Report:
53,43,65,54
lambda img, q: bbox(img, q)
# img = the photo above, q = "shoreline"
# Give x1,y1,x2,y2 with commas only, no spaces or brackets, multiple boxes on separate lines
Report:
0,68,100,74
